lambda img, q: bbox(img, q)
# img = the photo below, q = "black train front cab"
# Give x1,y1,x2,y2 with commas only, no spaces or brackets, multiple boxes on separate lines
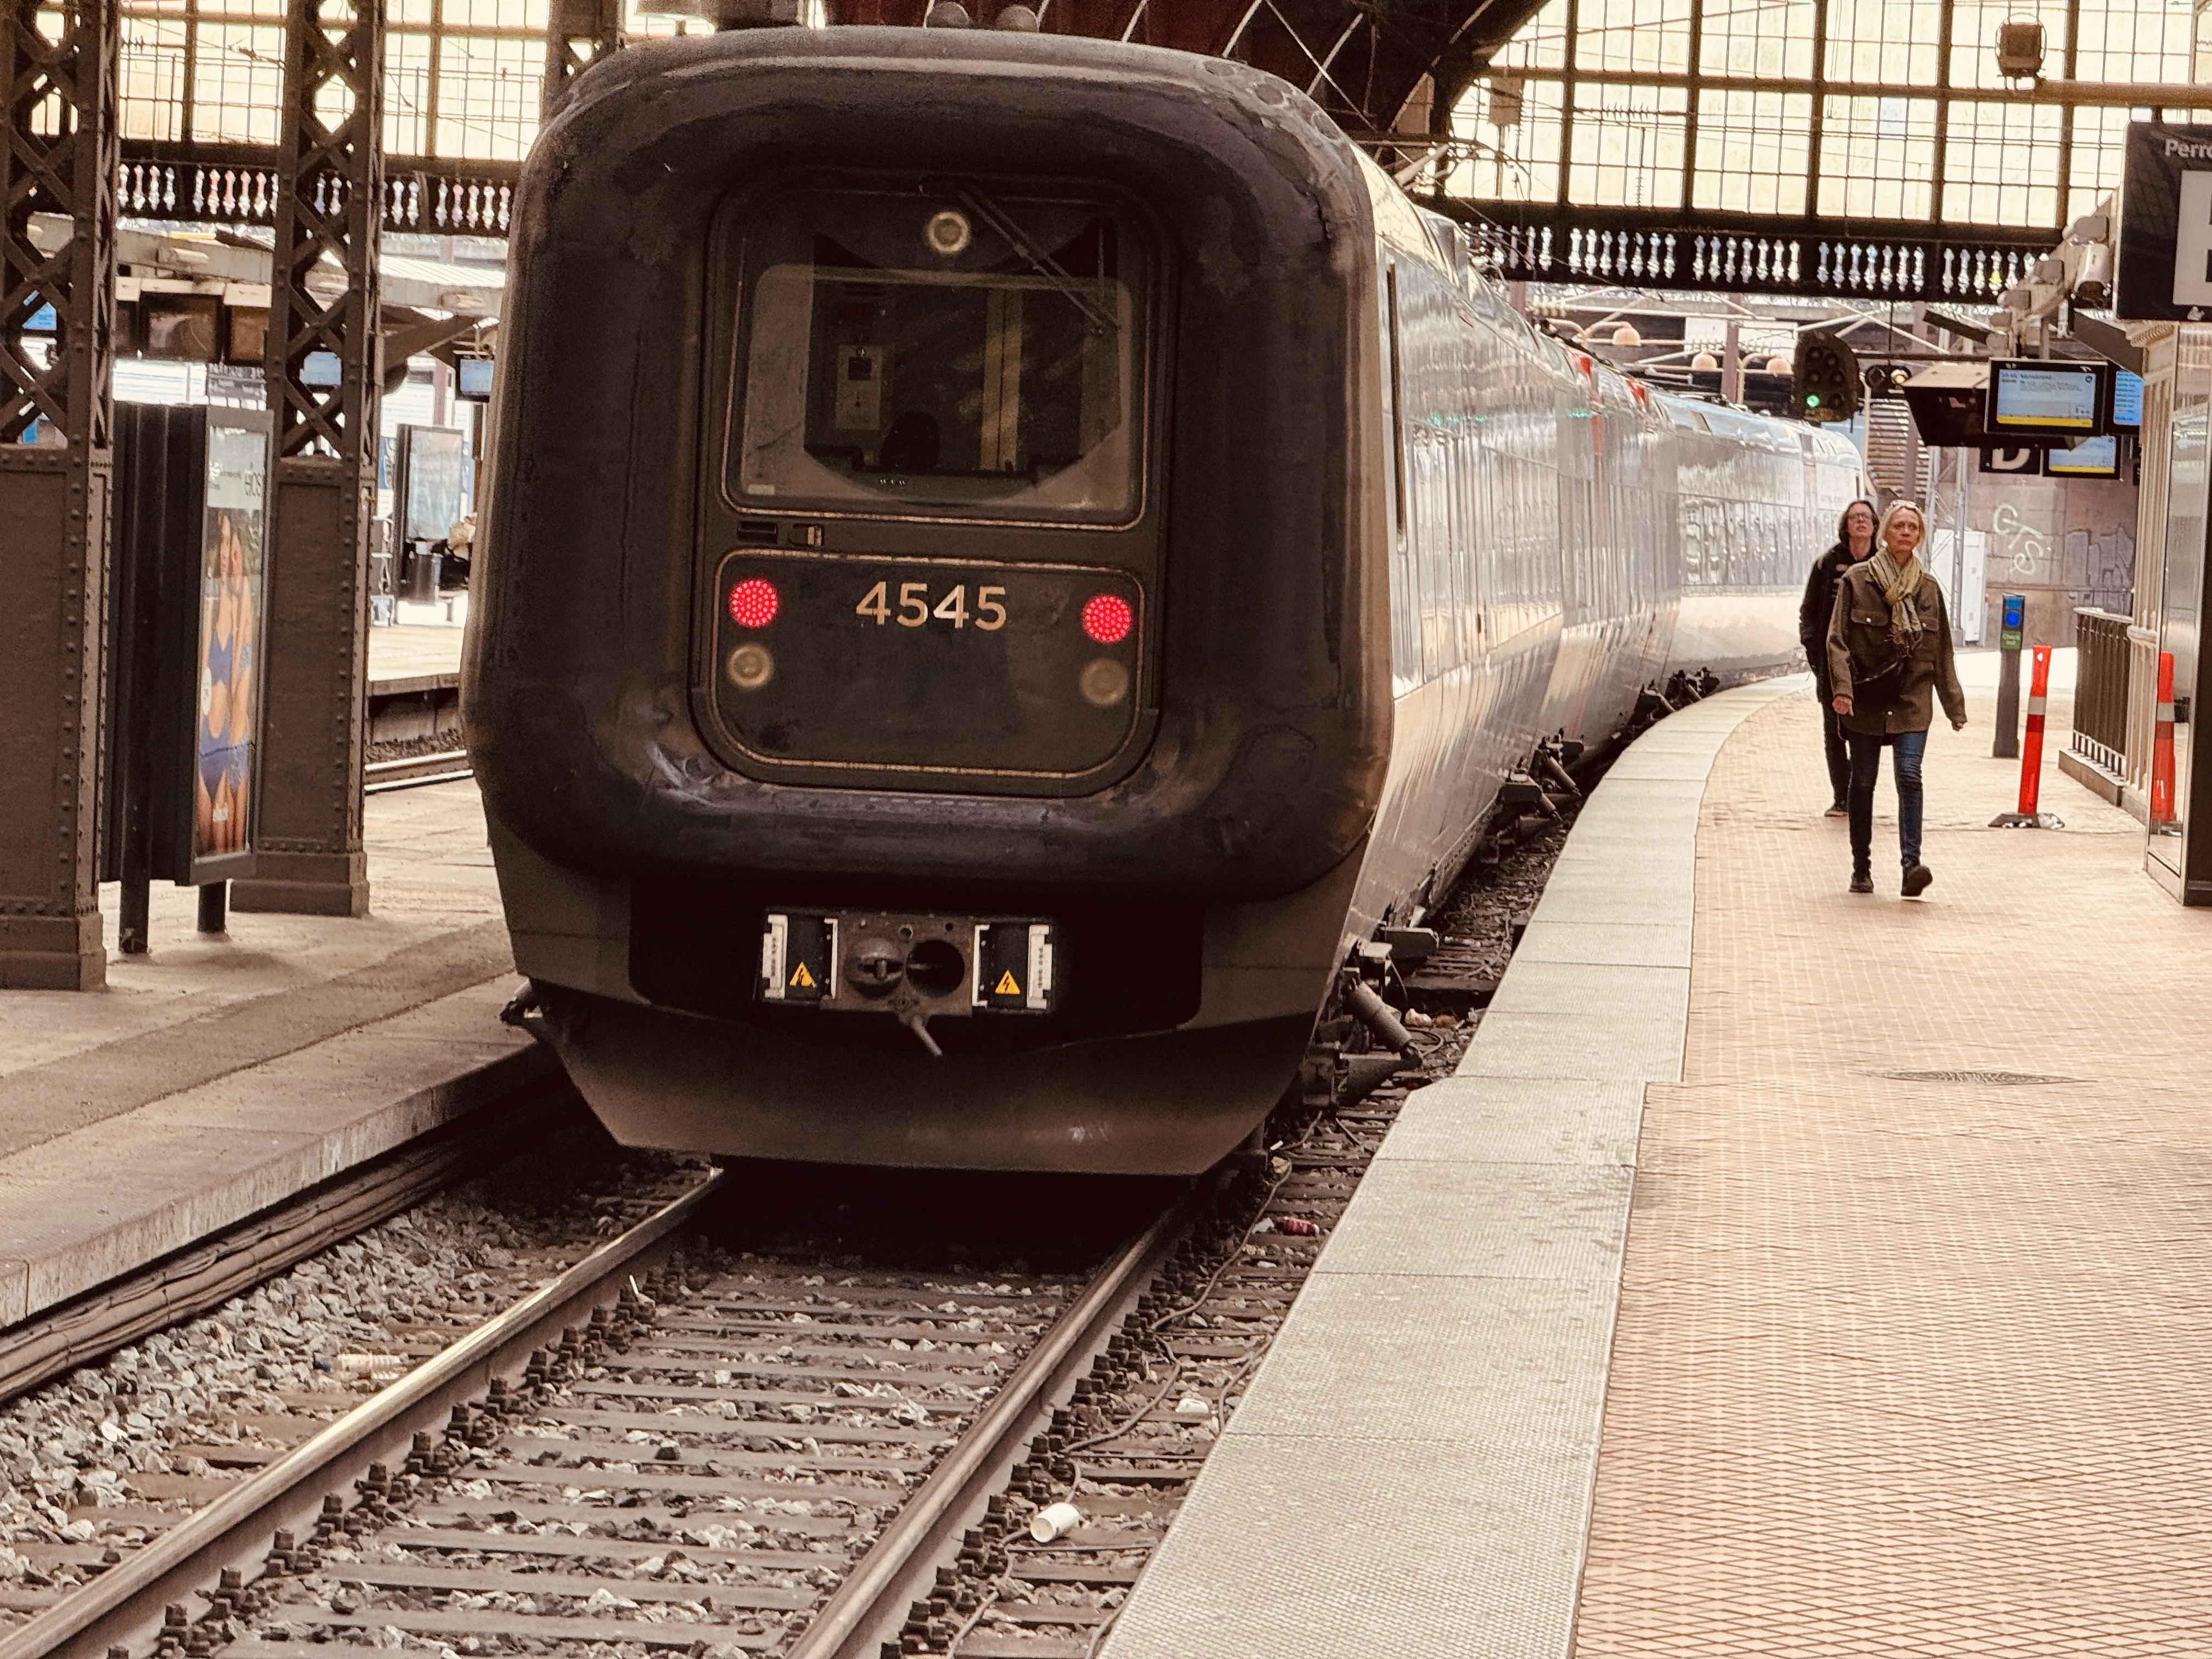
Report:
464,28,1394,1173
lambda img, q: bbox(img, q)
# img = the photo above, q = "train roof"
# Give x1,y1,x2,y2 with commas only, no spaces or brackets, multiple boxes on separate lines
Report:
1655,392,1860,461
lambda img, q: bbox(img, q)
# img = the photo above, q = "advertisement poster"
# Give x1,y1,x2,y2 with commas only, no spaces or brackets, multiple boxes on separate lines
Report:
400,425,470,543
194,413,269,865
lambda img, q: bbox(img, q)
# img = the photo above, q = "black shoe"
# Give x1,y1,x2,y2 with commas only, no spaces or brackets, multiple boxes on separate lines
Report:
1824,800,1849,818
1849,871,1874,894
1902,862,1933,898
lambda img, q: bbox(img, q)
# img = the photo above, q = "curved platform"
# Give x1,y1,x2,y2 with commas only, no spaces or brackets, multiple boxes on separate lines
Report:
1105,664,2211,1657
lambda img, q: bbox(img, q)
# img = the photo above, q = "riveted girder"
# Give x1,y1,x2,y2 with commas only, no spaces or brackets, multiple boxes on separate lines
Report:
230,0,384,919
0,0,118,989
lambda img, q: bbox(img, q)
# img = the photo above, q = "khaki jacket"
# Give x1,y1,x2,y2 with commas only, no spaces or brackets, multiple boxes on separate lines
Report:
1825,562,1966,736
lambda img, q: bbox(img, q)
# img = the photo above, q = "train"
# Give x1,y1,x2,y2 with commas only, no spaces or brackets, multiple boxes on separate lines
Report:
463,25,1862,1175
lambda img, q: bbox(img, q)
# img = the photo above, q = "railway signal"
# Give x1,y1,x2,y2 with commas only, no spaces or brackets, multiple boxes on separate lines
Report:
1792,332,1861,422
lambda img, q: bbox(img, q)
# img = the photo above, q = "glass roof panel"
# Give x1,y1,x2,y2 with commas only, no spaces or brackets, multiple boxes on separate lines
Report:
119,0,710,165
1451,0,2212,238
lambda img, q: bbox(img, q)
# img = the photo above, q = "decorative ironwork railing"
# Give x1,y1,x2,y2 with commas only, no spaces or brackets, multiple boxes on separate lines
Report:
1432,202,2059,303
119,143,520,236
123,144,2066,297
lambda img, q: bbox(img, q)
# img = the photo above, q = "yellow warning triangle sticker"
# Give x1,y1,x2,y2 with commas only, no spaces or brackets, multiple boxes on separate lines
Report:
994,970,1022,996
789,962,816,989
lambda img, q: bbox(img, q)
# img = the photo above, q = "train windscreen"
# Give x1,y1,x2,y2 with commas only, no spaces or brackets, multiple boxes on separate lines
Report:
729,187,1142,523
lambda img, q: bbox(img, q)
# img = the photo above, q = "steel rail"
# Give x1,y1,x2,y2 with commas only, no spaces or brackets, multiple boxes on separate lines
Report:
787,1187,1200,1659
364,749,474,793
0,1172,725,1659
0,1077,577,1409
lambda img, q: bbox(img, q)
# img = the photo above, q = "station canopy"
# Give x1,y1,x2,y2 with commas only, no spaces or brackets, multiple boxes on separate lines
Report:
111,0,1530,166
1447,0,2203,241
101,0,2209,277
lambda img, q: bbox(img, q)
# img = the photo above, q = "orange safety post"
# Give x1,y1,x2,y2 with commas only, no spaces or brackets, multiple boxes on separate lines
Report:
2016,645,2052,816
2152,651,2177,825
1991,645,2061,828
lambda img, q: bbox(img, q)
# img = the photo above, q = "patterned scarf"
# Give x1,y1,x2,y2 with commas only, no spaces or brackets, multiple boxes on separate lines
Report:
1869,547,1927,647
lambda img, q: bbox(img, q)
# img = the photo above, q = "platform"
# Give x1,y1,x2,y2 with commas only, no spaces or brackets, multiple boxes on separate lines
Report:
0,780,546,1330
1105,657,2208,1658
366,620,466,695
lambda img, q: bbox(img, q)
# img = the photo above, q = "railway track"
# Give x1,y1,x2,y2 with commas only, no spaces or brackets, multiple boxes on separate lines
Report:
363,751,473,795
877,1086,1415,1659
0,1087,582,1414
0,794,1536,1659
0,1171,1192,1659
0,1072,1428,1659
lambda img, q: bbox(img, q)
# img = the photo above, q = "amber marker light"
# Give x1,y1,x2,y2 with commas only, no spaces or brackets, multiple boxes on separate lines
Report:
729,578,779,628
1081,592,1133,645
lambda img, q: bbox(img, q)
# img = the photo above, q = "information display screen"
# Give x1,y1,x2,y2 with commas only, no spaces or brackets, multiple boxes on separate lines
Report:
2046,434,2123,478
1988,360,2105,436
2112,369,2145,430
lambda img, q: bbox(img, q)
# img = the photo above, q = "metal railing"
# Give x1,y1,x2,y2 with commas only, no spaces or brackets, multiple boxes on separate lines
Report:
2071,607,2133,777
1432,202,2057,303
120,143,519,235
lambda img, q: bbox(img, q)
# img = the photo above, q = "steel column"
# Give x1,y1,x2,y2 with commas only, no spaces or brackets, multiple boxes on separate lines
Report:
0,0,119,989
543,0,624,120
231,0,382,918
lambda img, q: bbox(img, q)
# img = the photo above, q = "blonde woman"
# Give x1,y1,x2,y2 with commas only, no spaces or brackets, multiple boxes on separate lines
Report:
1826,501,1966,898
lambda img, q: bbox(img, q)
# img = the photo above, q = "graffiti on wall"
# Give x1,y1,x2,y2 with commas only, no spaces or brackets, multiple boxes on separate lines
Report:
2064,523,2137,598
1968,472,2137,641
1990,499,2055,583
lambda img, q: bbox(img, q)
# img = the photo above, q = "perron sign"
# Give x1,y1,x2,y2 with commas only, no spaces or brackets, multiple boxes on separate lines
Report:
2118,121,2212,321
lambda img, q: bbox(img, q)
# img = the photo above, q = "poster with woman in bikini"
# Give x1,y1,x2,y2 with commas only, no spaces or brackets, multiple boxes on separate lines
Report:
193,414,269,866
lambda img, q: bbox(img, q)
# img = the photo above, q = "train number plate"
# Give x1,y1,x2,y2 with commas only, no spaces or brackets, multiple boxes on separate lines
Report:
707,551,1144,782
760,910,1056,1017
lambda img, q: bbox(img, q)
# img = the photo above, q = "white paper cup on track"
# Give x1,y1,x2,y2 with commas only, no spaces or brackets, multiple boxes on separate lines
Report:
1029,1502,1084,1543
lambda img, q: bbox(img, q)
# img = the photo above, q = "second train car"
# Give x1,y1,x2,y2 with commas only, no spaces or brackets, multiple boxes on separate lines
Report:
464,26,1862,1175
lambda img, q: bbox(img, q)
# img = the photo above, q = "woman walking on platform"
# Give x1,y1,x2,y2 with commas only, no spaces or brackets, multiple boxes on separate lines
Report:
1800,499,1878,816
1826,501,1966,898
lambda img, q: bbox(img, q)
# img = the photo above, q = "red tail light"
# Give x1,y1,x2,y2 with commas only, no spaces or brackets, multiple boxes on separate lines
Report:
1081,593,1133,645
729,578,779,628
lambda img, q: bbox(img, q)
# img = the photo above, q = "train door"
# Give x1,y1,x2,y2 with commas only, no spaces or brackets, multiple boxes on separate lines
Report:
1382,259,1420,696
1455,309,1487,669
2152,331,2207,896
1401,262,1462,687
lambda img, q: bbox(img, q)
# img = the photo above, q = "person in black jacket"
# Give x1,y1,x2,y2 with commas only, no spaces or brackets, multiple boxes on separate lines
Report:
1800,498,1878,815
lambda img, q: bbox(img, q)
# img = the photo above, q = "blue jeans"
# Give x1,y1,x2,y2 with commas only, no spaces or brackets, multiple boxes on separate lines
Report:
1847,728,1926,870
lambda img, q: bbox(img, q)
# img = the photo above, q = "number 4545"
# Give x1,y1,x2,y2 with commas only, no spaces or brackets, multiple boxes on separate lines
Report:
855,580,1007,631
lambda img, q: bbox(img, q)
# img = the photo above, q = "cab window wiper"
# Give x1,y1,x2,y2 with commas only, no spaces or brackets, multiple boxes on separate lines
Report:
948,183,1116,336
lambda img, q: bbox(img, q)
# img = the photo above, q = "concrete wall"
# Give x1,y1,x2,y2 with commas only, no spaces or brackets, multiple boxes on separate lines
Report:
1970,470,2138,647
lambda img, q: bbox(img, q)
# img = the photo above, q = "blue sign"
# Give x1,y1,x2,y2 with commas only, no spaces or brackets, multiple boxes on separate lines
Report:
27,303,55,334
2113,369,2145,430
2003,594,2026,629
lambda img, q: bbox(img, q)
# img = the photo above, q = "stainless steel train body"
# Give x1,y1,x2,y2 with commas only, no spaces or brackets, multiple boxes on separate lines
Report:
1664,399,1864,684
465,27,1860,1176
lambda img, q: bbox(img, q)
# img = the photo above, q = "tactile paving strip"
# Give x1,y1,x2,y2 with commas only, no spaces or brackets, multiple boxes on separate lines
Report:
1574,694,2212,1657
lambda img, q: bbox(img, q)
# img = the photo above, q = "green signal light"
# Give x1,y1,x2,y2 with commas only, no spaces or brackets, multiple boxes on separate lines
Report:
1806,393,1822,408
